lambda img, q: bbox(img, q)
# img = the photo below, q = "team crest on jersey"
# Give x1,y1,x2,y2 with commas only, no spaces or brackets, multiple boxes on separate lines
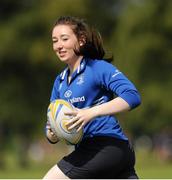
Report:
64,90,72,98
76,74,84,85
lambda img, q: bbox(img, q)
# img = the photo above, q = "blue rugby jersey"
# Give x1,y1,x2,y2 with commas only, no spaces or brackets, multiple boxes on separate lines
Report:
50,58,141,140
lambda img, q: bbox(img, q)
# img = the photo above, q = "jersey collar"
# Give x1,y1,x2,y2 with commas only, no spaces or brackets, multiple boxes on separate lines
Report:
59,58,88,81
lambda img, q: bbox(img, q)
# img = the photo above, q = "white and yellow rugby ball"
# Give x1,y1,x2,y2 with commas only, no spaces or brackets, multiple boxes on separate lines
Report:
47,99,83,145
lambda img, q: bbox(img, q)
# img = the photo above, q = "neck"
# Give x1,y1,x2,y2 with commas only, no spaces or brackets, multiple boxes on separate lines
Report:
68,56,83,75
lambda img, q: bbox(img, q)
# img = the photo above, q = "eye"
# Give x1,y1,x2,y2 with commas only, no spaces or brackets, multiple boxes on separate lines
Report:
52,39,58,43
61,35,69,41
62,37,68,41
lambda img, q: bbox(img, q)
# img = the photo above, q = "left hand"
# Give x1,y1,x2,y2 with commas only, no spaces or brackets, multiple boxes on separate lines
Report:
64,108,96,132
45,120,59,143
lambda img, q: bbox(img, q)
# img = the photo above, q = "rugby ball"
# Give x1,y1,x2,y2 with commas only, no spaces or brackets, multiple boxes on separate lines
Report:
47,99,83,145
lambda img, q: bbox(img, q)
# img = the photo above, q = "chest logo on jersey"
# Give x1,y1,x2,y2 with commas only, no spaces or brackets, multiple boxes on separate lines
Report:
76,74,84,85
64,90,72,98
69,96,85,104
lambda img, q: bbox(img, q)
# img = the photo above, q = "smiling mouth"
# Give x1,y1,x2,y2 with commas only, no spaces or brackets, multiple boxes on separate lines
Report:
58,51,66,57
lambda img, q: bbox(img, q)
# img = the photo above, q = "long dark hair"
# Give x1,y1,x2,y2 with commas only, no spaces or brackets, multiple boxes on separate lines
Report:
53,16,113,62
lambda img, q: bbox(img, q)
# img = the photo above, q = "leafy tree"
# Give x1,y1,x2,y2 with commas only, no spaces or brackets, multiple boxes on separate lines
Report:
0,0,172,147
111,0,172,136
0,0,87,135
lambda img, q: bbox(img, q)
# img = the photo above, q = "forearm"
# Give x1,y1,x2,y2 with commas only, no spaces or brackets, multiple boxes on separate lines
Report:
91,97,130,117
65,97,131,131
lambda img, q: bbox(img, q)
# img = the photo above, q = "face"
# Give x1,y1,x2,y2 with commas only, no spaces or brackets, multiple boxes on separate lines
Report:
52,25,81,64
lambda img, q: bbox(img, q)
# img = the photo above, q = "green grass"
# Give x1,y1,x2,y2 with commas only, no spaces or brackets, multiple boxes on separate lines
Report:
0,152,48,179
0,165,47,179
136,149,172,178
0,148,172,179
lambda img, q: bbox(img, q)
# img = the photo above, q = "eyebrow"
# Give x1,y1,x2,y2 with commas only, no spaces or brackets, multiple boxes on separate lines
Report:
52,34,69,39
61,34,69,37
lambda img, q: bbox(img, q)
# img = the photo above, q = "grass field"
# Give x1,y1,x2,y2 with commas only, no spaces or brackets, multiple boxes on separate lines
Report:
136,150,172,178
0,146,172,179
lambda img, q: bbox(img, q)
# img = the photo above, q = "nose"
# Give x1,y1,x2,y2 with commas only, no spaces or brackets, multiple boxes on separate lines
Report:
53,41,63,51
58,42,63,49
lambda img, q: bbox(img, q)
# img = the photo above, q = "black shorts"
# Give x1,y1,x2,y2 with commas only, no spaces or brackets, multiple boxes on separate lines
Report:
57,136,138,179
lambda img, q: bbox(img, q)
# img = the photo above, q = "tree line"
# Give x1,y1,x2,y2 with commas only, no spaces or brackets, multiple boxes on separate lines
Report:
0,0,172,144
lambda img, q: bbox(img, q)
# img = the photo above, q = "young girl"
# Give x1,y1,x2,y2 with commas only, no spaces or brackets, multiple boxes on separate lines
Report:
43,16,141,179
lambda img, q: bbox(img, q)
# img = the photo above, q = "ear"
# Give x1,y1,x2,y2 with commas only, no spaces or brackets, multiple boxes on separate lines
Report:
79,36,86,47
79,40,84,46
79,42,83,46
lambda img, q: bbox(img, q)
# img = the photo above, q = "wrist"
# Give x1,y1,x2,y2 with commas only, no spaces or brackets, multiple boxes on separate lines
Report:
46,137,59,144
91,106,100,118
46,129,59,144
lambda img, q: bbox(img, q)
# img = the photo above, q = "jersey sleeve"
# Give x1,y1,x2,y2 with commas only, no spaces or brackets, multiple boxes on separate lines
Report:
50,75,61,102
95,61,141,109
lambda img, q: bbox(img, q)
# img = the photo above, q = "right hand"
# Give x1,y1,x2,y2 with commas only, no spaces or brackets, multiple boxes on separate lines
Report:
45,121,59,144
